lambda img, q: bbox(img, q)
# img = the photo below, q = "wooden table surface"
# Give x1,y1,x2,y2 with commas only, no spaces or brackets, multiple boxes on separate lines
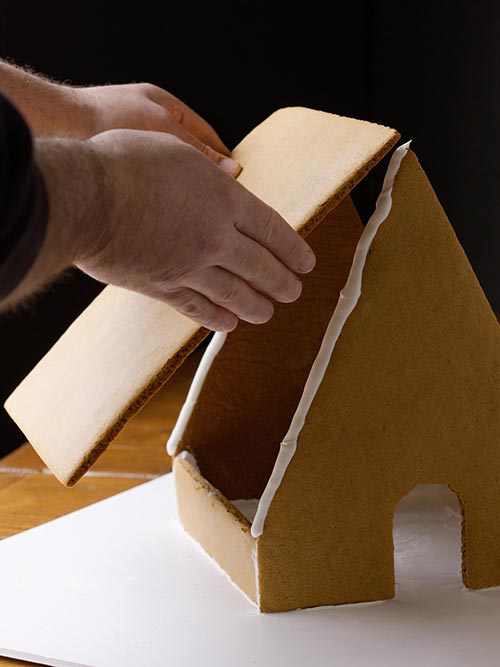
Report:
0,346,203,667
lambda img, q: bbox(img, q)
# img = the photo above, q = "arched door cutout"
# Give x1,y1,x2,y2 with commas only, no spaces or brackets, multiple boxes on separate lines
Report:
393,485,463,600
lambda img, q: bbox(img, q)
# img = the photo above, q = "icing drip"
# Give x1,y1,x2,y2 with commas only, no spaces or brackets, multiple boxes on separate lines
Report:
250,141,411,538
166,331,227,456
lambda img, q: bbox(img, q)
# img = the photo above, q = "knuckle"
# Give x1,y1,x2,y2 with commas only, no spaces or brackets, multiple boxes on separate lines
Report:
218,280,240,305
163,286,188,306
147,105,171,131
168,103,185,126
162,286,185,304
168,290,209,319
245,262,264,285
151,262,185,289
258,206,280,245
140,82,161,98
200,232,225,258
184,301,209,319
248,250,272,282
195,140,211,158
202,145,219,163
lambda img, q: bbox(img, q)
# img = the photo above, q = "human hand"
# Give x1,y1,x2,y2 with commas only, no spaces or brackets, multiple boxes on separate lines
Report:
0,61,238,175
74,129,316,332
74,83,238,174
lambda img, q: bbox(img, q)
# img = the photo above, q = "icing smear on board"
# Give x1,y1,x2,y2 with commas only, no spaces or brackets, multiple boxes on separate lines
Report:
251,141,411,538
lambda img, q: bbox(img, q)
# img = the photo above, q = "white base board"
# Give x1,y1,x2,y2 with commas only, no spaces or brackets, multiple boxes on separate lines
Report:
0,474,499,666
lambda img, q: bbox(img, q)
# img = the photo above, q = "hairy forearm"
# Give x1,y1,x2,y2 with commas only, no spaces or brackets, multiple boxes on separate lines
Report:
4,137,107,307
0,59,92,136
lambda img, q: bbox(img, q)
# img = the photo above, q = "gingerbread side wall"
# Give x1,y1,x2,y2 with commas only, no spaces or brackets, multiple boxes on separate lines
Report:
256,150,500,611
175,197,364,499
174,458,257,603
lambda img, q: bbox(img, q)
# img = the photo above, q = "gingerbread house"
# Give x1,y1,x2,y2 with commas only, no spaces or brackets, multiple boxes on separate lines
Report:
6,108,500,612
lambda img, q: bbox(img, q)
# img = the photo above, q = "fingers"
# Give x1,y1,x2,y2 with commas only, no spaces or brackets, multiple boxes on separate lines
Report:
219,234,303,304
162,286,238,332
170,102,230,156
149,87,231,156
234,205,316,274
162,114,241,177
184,267,274,325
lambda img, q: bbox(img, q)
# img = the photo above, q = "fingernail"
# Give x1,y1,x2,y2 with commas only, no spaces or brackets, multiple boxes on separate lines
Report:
219,156,242,177
250,302,274,324
292,277,303,299
221,315,238,332
296,250,316,273
276,278,302,304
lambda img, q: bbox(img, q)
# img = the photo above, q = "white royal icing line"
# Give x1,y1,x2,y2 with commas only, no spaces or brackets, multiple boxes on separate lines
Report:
166,331,228,456
250,141,411,538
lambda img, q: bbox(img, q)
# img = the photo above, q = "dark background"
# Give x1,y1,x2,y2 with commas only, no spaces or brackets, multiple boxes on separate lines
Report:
0,1,498,456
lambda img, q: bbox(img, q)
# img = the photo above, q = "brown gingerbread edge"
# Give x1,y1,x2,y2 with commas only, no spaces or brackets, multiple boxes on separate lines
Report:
66,326,210,486
297,132,400,239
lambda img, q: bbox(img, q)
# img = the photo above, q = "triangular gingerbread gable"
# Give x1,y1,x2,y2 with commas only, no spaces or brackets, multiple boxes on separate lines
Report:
173,145,500,612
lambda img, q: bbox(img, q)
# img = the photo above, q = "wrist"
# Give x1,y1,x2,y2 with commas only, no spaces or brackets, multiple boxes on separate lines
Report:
33,136,110,273
0,60,95,137
43,83,96,138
